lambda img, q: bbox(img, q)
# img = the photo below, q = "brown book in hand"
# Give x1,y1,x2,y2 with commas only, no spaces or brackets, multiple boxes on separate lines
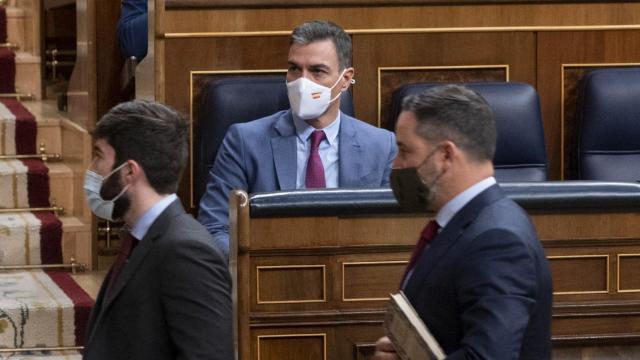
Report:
384,291,446,360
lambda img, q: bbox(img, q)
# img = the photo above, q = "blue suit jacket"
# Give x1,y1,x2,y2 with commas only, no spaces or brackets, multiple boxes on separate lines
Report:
404,184,552,359
198,110,397,257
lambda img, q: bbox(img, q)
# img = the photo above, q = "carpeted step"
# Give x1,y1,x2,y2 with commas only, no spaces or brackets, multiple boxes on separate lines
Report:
0,159,50,209
0,98,36,156
0,350,82,359
0,48,16,94
0,212,62,266
0,270,93,348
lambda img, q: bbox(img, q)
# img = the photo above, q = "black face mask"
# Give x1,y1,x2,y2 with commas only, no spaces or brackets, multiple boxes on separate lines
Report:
390,167,431,213
390,146,442,213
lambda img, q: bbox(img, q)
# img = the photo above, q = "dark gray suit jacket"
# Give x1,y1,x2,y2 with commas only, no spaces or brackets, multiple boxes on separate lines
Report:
404,185,552,359
84,200,233,360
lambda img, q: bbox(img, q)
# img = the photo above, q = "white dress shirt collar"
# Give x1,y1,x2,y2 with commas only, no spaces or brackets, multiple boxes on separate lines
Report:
435,176,497,229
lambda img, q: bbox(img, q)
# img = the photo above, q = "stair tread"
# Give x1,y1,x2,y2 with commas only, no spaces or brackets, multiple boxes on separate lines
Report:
14,51,40,63
5,6,25,17
22,100,67,124
59,215,90,232
46,162,72,176
70,270,106,300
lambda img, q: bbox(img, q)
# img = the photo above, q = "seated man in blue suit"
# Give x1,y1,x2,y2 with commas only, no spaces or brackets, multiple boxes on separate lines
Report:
374,85,552,359
198,20,397,258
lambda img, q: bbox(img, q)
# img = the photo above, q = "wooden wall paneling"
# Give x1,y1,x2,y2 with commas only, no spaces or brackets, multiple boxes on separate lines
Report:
351,32,536,128
618,255,640,293
536,30,640,179
377,65,508,129
161,3,640,34
96,0,125,120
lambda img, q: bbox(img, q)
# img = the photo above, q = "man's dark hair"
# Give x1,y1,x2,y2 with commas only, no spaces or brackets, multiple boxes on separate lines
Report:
92,100,189,194
401,84,497,162
290,20,352,70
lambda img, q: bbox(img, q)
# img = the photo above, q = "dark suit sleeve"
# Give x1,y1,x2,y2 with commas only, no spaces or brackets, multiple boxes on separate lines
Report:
198,124,248,258
446,229,537,360
382,131,398,187
117,0,147,60
160,235,233,360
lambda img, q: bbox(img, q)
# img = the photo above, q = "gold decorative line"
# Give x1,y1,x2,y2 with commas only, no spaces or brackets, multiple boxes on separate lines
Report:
377,64,509,128
28,271,66,347
617,254,640,293
559,62,640,180
1,121,5,155
5,159,19,208
256,264,326,304
547,254,610,295
164,24,640,39
188,69,286,208
257,333,327,360
18,213,30,265
342,261,407,302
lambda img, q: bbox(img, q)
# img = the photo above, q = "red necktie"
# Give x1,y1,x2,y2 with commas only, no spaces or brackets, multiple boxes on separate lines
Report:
106,231,137,297
400,220,440,286
305,130,326,188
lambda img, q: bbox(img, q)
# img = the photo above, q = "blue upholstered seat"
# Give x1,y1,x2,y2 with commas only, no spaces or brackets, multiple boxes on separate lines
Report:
194,76,355,206
577,68,640,181
388,82,548,182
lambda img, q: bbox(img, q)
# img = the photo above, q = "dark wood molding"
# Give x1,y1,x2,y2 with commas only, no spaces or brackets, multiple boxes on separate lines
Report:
165,0,623,10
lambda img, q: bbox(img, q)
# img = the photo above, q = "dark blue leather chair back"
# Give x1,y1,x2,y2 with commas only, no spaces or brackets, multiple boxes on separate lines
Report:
577,68,640,181
388,82,548,182
195,75,355,206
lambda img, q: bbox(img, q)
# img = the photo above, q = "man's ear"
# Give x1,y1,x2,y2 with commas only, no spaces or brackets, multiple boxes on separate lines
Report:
123,159,142,182
341,67,355,91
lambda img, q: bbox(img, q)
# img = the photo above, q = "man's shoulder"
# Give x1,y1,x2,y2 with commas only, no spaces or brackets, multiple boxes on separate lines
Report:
231,109,289,134
342,114,393,138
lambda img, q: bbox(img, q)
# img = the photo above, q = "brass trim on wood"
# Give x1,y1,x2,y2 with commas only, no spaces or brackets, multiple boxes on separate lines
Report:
548,254,610,295
559,62,640,180
0,205,64,214
0,93,34,101
342,260,407,302
377,64,509,128
188,69,287,209
0,346,83,353
256,264,327,304
0,258,85,274
163,25,640,39
617,254,640,293
256,333,327,360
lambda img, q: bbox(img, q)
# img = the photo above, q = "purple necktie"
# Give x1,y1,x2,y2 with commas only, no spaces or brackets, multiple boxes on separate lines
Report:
400,220,439,287
106,230,137,298
305,130,326,188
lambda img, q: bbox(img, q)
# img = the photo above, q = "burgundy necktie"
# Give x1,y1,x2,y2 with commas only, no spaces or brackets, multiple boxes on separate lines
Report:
305,130,326,188
400,220,440,286
106,230,137,297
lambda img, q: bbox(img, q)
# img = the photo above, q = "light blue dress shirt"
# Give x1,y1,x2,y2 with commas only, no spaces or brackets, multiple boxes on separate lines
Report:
131,193,178,241
292,112,341,188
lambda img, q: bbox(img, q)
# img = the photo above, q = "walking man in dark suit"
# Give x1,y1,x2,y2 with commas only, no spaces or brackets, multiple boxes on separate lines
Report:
83,100,233,359
374,85,552,359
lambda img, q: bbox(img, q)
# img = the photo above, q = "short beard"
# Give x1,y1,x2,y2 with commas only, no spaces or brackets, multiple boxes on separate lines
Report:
100,173,131,221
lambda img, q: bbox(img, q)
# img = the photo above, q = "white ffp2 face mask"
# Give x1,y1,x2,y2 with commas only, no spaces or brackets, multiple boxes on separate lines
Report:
83,162,130,221
286,69,347,120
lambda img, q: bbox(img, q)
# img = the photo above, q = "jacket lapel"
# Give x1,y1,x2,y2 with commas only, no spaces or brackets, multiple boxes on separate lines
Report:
404,185,505,296
96,201,184,315
338,114,363,187
271,111,297,190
